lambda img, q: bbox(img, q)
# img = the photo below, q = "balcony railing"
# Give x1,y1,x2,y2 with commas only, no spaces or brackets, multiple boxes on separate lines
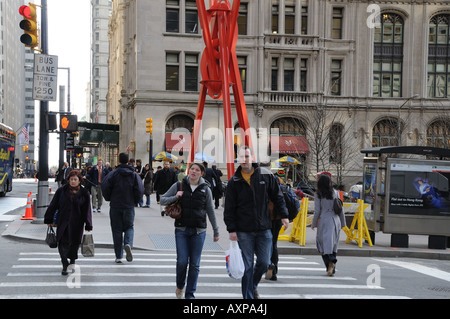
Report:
264,34,319,48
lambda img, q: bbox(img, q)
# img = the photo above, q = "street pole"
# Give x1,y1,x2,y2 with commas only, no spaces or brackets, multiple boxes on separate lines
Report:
149,134,153,170
58,85,66,179
35,0,49,222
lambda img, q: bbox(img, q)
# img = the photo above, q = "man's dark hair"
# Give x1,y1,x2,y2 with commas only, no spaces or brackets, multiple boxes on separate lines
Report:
119,152,129,164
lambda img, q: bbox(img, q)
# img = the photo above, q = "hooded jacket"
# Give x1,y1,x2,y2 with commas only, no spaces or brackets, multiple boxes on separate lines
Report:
101,164,144,209
224,165,288,233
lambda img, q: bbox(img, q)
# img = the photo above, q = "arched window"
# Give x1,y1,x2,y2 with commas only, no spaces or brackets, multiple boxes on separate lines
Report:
373,13,404,97
270,117,306,136
427,120,450,148
372,119,399,147
428,14,450,98
165,114,194,133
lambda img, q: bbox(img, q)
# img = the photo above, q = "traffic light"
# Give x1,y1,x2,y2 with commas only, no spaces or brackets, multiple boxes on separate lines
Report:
19,3,38,49
146,117,153,134
74,146,83,158
60,115,78,132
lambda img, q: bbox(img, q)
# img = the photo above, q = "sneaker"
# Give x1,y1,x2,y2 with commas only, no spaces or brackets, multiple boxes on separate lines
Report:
176,288,184,299
115,258,122,263
124,244,133,262
97,208,101,213
92,208,97,213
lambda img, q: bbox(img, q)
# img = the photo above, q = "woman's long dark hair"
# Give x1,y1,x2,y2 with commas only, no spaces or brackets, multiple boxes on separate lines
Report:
316,174,334,200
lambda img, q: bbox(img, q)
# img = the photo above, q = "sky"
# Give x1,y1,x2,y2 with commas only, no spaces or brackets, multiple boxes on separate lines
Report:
36,0,91,168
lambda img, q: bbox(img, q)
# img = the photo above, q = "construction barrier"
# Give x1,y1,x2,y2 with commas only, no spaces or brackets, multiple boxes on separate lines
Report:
278,197,309,246
344,199,373,248
21,192,36,220
278,196,373,248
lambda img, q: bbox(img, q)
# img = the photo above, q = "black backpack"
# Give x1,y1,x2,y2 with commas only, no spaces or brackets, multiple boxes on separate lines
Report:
279,183,301,220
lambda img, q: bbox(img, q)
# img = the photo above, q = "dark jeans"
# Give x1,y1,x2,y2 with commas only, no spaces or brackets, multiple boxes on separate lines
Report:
175,227,206,299
270,219,282,275
109,207,135,259
321,253,337,272
237,229,272,299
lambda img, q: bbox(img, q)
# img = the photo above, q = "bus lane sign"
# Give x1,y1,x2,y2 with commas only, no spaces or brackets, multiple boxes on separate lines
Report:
33,54,58,101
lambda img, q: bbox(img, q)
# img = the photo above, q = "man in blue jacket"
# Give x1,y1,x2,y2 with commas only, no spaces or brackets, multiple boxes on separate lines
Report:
101,152,144,263
224,146,289,299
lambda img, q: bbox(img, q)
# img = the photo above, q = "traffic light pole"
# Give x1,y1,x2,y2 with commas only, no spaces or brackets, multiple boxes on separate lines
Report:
35,0,49,222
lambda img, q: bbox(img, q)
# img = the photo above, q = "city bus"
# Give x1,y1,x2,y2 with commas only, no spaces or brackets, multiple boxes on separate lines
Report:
0,123,16,196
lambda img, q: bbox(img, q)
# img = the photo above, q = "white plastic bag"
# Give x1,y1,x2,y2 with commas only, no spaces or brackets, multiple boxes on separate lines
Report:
225,241,245,280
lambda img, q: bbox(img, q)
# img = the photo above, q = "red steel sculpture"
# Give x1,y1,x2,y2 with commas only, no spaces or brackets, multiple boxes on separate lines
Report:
189,0,254,177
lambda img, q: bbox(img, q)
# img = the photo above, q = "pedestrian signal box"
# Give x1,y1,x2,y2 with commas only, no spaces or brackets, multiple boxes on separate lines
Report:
60,115,78,132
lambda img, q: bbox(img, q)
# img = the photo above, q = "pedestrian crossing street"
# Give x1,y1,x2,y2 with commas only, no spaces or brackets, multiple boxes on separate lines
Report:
0,249,410,299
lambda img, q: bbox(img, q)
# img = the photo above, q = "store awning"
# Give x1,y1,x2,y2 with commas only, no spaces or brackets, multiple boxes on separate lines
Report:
271,136,309,154
165,132,191,152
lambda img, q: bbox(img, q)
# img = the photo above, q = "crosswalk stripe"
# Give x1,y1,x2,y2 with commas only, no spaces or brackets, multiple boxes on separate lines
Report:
0,281,382,289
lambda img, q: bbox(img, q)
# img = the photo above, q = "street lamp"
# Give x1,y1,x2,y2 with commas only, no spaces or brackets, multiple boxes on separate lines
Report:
397,94,419,146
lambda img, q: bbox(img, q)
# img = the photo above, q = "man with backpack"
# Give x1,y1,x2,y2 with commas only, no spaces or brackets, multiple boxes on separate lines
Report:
265,169,300,281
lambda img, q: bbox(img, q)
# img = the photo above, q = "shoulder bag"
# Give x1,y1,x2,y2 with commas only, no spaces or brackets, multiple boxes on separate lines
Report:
166,182,182,219
45,226,57,248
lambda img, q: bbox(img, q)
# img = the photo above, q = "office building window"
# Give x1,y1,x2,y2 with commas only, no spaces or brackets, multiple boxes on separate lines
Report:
185,0,198,34
329,123,343,164
238,2,248,35
272,5,279,34
166,52,179,91
285,5,295,34
300,58,307,91
373,13,404,97
331,60,342,96
284,58,295,91
185,54,198,91
372,119,399,147
332,8,343,39
272,58,279,91
237,56,247,93
166,0,179,33
427,14,450,98
301,6,308,34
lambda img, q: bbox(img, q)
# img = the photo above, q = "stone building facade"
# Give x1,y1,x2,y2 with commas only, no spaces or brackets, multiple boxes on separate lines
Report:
108,0,450,185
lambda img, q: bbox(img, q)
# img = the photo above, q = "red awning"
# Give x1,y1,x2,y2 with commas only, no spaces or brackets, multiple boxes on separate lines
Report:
165,132,191,152
271,136,309,154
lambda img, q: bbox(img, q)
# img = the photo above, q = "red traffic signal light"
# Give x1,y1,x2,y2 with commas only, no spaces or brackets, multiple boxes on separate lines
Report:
19,4,38,48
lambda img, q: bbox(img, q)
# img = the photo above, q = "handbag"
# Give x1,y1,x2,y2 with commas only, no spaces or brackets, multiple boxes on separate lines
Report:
225,241,245,280
165,182,182,219
333,196,343,215
45,226,57,248
81,233,95,257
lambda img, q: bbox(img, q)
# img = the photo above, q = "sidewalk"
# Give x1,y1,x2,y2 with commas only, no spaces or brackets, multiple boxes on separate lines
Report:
2,194,449,260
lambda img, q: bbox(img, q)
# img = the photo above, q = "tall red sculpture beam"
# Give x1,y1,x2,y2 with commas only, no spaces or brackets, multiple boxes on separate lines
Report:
189,0,254,177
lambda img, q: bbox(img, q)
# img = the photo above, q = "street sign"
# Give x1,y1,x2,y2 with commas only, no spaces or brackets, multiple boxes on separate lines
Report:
32,54,58,101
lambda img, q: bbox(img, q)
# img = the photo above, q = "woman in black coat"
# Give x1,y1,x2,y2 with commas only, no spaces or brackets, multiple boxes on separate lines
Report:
44,170,93,275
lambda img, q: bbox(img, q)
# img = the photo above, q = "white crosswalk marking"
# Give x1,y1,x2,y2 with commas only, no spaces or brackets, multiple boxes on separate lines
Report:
0,249,411,299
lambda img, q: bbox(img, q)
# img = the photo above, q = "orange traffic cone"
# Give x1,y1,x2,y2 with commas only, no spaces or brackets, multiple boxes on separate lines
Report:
21,192,36,220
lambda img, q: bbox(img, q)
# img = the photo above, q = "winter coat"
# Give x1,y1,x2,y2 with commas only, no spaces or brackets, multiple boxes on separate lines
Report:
140,168,153,196
44,185,92,245
312,190,346,255
160,176,219,238
101,164,144,208
224,165,288,233
153,168,177,195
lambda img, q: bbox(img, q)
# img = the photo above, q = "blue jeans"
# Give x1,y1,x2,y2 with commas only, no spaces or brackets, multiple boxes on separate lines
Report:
139,194,151,206
237,229,273,299
109,207,135,259
175,227,206,299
